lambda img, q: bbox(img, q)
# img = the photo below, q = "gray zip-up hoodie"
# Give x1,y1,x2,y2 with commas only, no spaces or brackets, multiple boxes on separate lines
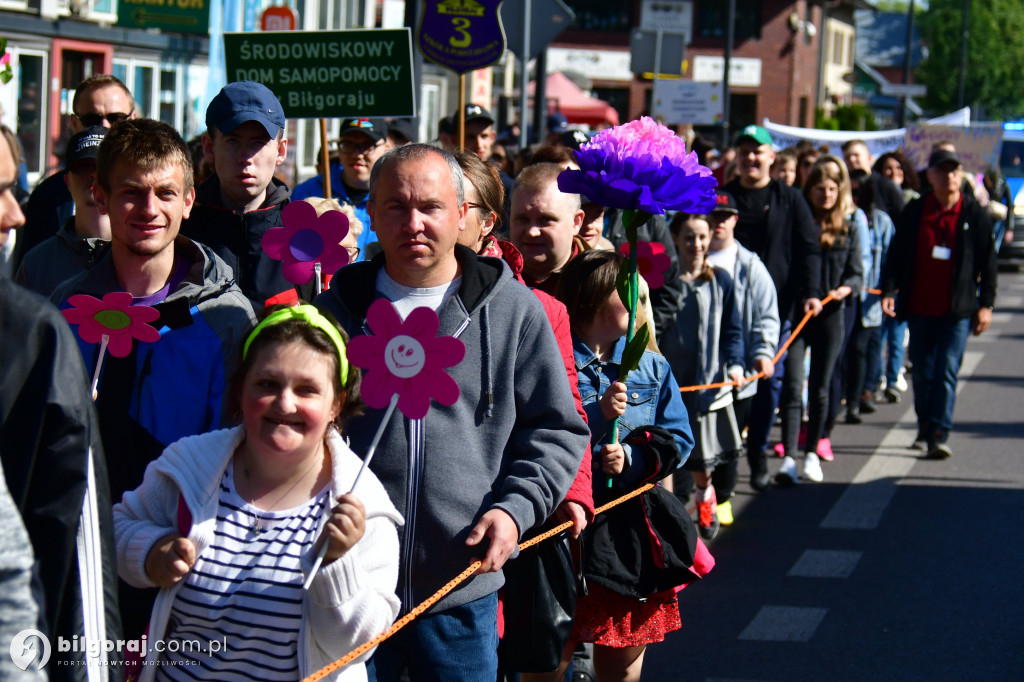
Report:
315,245,589,612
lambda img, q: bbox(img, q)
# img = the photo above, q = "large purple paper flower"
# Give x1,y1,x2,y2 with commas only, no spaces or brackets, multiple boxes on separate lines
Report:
346,299,466,420
558,116,718,214
261,201,350,285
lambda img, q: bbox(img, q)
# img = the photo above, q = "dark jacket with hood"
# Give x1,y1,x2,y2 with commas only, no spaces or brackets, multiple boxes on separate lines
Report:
314,245,589,613
15,216,110,297
882,191,997,319
725,178,823,322
181,174,303,309
0,276,123,679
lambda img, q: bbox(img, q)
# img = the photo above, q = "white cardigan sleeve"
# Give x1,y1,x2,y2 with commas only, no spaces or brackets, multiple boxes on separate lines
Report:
113,461,184,589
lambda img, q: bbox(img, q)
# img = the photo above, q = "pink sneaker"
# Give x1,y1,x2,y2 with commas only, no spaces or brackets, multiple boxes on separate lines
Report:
774,424,808,458
816,437,834,462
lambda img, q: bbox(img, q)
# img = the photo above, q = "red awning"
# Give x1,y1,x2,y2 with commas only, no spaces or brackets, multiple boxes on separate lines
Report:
531,71,620,127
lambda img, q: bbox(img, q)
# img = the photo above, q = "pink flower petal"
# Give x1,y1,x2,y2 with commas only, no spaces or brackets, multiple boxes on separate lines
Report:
402,306,440,340
365,299,404,339
106,334,135,358
132,325,162,344
67,294,104,312
100,291,134,308
397,389,431,420
261,225,293,259
347,334,387,368
127,305,160,324
420,369,460,407
424,336,466,368
282,259,316,285
360,370,404,410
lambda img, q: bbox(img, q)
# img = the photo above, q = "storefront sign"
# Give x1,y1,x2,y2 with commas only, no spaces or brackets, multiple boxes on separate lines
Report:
652,80,722,125
118,0,210,35
547,47,633,82
692,56,762,87
418,0,505,74
223,29,415,118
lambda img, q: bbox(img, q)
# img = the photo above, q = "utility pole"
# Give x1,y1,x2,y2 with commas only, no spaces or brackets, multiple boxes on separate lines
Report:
957,0,969,110
722,0,735,149
897,0,915,127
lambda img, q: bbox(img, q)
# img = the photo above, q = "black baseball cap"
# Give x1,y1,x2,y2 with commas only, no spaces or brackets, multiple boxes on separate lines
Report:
928,149,961,169
65,126,107,169
454,104,494,126
206,81,286,137
712,189,739,214
387,118,418,144
338,117,388,142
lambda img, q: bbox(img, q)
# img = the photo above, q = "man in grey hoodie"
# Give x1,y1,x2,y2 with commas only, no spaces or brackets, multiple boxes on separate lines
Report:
315,144,588,682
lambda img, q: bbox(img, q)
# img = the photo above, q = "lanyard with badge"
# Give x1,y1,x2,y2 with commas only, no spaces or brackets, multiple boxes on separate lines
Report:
931,205,955,261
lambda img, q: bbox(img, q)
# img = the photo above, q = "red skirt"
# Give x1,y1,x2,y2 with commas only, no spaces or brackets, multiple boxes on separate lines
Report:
570,582,681,647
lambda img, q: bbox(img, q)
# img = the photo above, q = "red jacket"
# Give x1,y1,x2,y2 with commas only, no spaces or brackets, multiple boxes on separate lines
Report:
481,236,594,521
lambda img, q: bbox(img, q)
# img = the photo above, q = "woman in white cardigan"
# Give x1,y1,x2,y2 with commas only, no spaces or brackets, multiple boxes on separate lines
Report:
115,305,402,682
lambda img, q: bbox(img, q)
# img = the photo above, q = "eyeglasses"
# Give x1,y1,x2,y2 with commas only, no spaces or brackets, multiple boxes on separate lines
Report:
338,138,384,155
76,110,133,127
345,246,360,261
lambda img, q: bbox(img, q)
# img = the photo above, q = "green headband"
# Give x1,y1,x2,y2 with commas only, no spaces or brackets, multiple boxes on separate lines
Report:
243,305,350,386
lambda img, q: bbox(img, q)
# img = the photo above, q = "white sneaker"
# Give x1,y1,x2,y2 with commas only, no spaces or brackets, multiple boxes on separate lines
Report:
775,456,798,486
895,368,909,393
803,453,824,483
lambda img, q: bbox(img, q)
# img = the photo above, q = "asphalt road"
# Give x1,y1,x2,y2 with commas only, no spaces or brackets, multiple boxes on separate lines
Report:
641,270,1024,682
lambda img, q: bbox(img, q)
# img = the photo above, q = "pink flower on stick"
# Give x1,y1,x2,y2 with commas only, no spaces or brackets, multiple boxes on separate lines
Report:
261,201,350,285
62,292,161,357
618,241,672,290
347,299,465,420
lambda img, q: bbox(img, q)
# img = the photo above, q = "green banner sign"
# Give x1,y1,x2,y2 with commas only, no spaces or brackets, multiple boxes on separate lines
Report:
118,0,210,35
223,29,415,119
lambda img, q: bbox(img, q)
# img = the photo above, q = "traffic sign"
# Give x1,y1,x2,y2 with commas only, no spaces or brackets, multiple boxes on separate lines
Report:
418,0,505,74
652,79,722,125
880,82,927,98
630,30,686,75
261,6,298,31
500,0,575,62
118,0,209,35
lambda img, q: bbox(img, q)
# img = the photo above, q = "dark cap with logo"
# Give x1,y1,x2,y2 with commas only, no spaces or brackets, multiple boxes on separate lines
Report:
712,189,739,214
206,81,286,138
455,104,494,126
547,112,569,134
65,126,107,169
928,149,961,169
338,117,388,142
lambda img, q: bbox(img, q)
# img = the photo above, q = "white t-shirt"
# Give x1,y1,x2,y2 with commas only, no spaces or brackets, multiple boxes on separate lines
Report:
375,268,462,320
708,242,739,277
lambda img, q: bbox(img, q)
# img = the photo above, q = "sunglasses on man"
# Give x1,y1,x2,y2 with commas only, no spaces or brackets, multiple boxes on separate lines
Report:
76,110,134,127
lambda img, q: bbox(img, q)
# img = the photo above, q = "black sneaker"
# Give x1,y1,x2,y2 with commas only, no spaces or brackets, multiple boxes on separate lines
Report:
749,451,771,491
911,431,928,451
859,390,878,414
926,432,952,459
883,387,902,404
845,408,863,424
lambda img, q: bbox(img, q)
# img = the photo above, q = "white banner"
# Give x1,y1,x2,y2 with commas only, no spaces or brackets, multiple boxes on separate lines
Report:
761,120,907,158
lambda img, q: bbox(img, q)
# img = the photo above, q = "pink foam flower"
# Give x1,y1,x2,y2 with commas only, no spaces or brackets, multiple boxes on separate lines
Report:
61,292,161,357
347,299,466,420
558,116,717,215
618,241,672,290
261,201,351,285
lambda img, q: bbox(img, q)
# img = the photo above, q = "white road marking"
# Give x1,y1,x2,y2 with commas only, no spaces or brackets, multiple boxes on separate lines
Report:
820,351,984,529
990,312,1013,325
787,550,863,578
738,606,828,642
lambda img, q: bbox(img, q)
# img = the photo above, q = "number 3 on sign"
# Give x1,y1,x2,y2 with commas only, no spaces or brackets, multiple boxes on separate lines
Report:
450,17,472,47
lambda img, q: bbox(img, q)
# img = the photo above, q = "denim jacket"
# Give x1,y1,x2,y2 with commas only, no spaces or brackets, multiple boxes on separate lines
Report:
573,335,694,489
858,208,895,328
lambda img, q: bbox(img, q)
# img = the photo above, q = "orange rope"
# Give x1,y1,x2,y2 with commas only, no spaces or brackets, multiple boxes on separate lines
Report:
301,483,656,681
680,291,840,393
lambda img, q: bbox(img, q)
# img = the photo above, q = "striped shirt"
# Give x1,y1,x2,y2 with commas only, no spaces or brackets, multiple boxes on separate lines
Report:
157,466,329,681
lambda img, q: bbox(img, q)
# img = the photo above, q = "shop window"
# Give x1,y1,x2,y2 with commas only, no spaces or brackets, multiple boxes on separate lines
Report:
564,0,631,33
15,52,46,176
697,0,762,41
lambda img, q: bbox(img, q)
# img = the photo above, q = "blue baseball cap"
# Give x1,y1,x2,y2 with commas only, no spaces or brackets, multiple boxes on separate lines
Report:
547,112,569,134
206,81,286,138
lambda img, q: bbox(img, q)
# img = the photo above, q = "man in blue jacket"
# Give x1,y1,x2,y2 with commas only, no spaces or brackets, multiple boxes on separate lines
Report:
51,119,255,639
